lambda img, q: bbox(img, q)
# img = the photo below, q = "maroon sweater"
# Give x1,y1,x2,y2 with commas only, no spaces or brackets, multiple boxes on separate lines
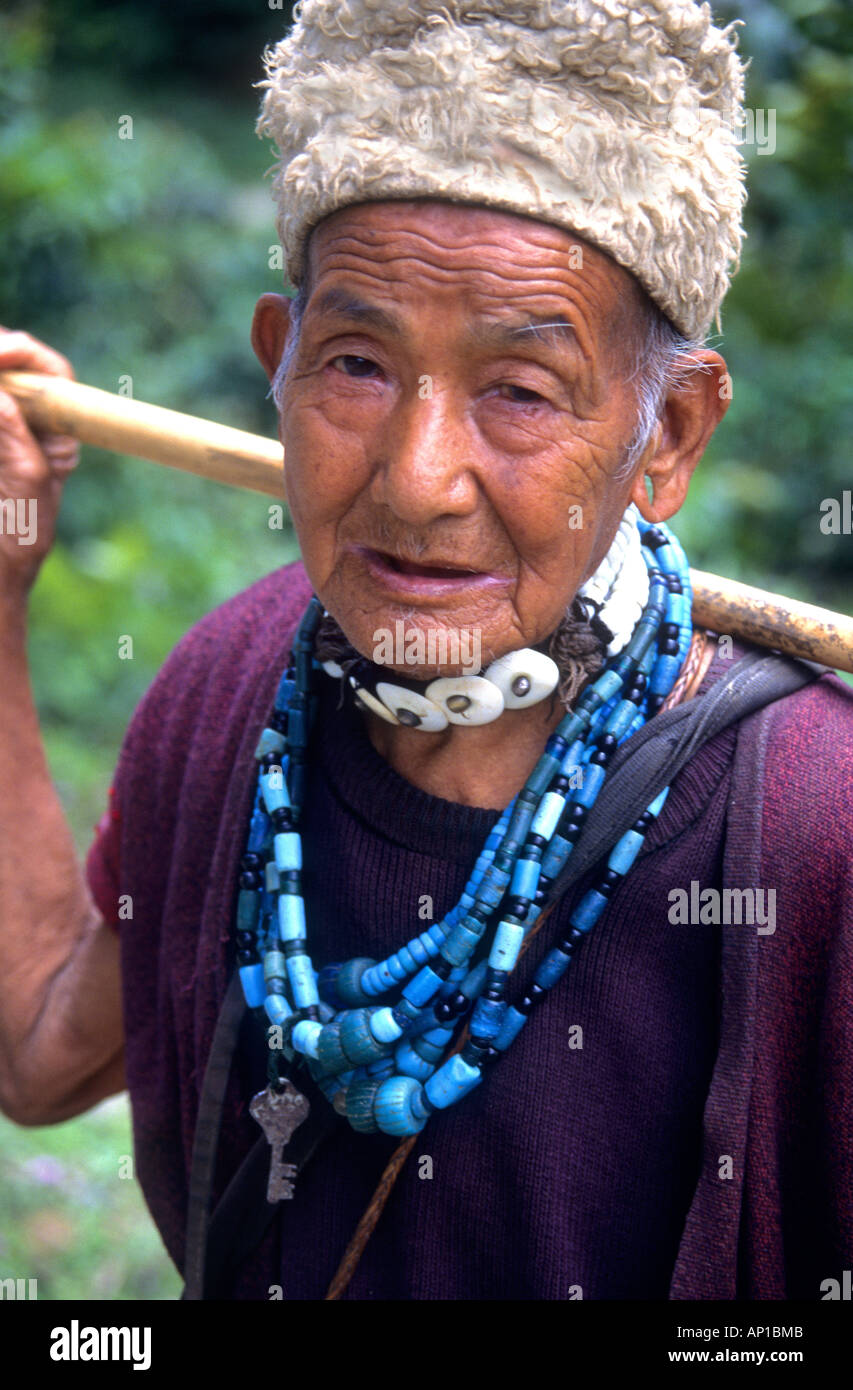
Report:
86,561,853,1299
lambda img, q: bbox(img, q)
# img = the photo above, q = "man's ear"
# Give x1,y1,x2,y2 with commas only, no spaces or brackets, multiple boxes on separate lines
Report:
629,351,732,522
251,293,294,381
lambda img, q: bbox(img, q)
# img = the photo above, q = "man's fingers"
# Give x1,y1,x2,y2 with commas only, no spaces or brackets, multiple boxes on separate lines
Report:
41,434,81,476
0,387,41,450
0,328,75,382
0,390,74,484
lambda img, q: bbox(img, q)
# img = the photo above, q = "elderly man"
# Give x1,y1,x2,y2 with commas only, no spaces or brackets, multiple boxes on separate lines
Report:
0,0,851,1303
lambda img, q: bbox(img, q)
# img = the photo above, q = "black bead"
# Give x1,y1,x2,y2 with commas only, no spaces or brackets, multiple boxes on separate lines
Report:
479,1045,500,1067
483,968,506,1003
259,752,281,771
632,811,654,832
527,833,545,849
518,983,546,1016
270,710,288,733
235,930,255,949
596,733,618,757
433,1001,454,1024
239,870,261,890
241,852,262,871
647,694,665,716
236,948,256,966
552,775,570,793
644,526,668,550
448,990,469,1015
601,868,621,890
506,896,530,917
271,807,293,832
589,748,609,767
534,888,546,906
432,956,452,980
568,802,588,822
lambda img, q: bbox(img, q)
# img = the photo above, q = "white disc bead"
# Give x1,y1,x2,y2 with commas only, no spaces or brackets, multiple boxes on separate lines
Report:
484,649,559,709
424,676,505,725
375,682,449,731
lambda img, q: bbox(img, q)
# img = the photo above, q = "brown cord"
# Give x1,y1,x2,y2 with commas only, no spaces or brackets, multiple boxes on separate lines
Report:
323,635,707,1299
660,628,710,711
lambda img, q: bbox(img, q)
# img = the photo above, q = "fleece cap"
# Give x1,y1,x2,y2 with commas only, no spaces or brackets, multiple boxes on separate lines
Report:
256,0,748,339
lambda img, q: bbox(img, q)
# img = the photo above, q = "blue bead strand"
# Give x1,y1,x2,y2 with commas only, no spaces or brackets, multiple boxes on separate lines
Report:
233,521,694,1134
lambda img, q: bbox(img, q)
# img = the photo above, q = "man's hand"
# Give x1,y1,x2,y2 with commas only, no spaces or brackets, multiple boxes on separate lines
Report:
0,328,81,600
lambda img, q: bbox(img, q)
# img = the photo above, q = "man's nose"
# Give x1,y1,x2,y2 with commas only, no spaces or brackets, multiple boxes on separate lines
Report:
368,385,479,526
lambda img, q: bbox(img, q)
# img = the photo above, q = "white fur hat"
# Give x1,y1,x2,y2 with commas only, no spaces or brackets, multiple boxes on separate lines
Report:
256,0,748,340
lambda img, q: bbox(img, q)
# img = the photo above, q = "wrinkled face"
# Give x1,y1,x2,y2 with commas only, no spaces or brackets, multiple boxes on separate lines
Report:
278,200,649,676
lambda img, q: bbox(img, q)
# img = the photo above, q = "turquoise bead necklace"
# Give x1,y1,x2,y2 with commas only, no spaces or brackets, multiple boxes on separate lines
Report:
233,520,693,1138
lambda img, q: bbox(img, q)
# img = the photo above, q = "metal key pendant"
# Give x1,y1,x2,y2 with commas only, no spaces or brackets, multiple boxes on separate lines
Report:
249,1080,310,1202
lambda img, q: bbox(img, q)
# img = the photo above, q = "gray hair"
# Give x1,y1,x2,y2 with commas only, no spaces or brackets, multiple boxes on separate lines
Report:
270,274,708,478
271,281,308,409
618,301,709,481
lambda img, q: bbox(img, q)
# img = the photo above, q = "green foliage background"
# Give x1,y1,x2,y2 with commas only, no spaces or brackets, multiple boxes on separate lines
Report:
0,0,850,1299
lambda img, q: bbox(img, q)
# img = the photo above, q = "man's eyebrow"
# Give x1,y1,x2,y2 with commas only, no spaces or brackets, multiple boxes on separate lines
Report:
310,288,402,334
309,292,575,352
470,315,576,351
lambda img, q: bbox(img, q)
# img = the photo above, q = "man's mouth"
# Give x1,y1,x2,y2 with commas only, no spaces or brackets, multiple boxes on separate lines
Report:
351,545,511,595
381,553,481,580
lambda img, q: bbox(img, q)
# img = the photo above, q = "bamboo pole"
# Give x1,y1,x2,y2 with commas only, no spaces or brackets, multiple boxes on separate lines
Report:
0,370,284,499
2,369,852,674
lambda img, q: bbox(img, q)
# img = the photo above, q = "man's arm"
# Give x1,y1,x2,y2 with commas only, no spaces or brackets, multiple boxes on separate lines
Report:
0,330,125,1126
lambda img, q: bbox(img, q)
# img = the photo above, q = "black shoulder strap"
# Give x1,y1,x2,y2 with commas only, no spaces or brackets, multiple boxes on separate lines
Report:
545,650,824,904
183,647,825,1299
183,971,246,1301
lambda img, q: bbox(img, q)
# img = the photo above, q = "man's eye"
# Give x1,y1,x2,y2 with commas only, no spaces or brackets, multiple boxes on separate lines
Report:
497,384,544,404
331,355,380,378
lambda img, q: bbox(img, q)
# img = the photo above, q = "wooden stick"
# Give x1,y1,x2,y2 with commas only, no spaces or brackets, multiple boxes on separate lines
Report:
2,369,852,673
0,370,284,499
689,570,853,676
